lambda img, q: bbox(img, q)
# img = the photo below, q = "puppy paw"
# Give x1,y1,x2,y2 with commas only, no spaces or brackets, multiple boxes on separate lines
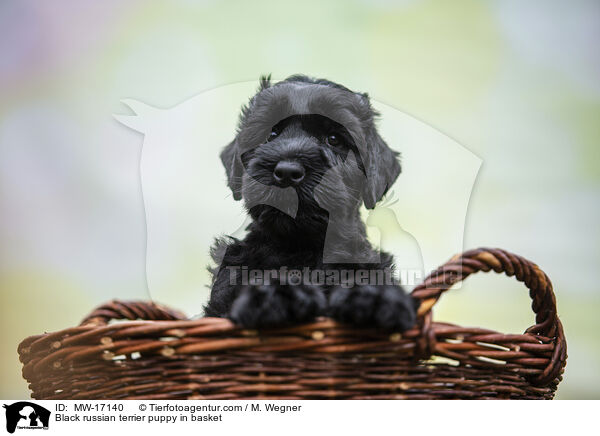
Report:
329,284,417,331
229,284,326,328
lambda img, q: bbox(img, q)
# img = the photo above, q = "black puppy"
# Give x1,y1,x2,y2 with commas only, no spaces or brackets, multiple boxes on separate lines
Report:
204,75,417,331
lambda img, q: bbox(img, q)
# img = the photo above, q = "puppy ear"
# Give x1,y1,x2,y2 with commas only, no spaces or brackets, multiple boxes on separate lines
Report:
362,129,401,209
220,139,244,201
221,75,272,201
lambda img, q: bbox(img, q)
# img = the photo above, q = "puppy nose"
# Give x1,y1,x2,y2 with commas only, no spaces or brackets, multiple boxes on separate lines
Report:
273,161,305,186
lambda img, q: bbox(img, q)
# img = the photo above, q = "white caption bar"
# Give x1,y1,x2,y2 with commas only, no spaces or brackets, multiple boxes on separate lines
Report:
0,399,594,436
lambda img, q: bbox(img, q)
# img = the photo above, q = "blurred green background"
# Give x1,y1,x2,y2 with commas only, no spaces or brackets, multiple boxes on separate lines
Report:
1,0,598,399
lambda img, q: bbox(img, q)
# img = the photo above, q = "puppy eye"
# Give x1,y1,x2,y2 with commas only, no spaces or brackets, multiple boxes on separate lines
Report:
267,130,278,142
326,134,340,146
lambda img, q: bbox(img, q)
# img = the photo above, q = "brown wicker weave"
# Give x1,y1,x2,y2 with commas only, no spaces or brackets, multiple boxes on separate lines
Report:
18,247,567,399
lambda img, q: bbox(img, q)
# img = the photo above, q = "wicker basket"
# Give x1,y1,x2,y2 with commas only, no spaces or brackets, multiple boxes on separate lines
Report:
18,247,567,399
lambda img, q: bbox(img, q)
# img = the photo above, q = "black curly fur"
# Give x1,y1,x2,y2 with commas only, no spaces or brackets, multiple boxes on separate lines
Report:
205,75,417,331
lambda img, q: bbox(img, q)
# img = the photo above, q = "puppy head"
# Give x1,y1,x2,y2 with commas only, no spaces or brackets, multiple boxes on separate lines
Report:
220,75,401,220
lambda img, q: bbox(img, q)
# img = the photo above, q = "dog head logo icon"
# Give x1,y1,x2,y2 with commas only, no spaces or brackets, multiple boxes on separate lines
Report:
3,402,50,433
115,78,481,312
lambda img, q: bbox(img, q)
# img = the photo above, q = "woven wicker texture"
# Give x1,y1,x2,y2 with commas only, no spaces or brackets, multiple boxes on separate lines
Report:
18,247,567,399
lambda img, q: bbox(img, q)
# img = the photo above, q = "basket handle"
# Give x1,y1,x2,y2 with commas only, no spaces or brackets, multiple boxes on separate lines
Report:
80,300,186,325
411,247,567,385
